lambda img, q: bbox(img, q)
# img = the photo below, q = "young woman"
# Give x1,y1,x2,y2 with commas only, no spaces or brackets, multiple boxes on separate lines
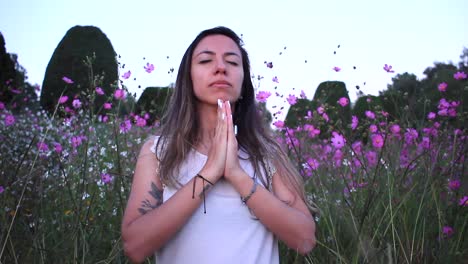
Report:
122,26,316,263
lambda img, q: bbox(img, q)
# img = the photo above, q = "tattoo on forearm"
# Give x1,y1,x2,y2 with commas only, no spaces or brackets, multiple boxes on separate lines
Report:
198,184,212,199
138,182,163,215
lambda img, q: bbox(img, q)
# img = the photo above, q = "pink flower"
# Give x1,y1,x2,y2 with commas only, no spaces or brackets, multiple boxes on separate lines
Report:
306,158,319,170
95,87,104,95
62,76,74,84
273,120,285,129
304,110,313,120
448,179,461,191
37,141,49,152
300,90,307,99
438,82,448,92
404,128,419,145
369,124,378,133
304,124,320,138
5,114,15,126
0,185,4,194
453,71,467,80
53,142,63,153
352,141,363,154
287,94,297,105
70,136,83,148
371,134,384,148
365,111,375,119
338,97,349,107
0,101,4,110
122,70,131,79
120,119,132,133
366,151,378,167
144,63,155,73
459,196,468,206
331,132,346,149
442,226,454,238
72,99,82,109
322,113,329,122
272,76,279,83
351,116,358,130
427,112,436,120
383,64,395,73
256,91,271,103
114,89,126,100
98,115,109,123
390,124,401,134
58,96,68,104
333,66,341,72
317,106,325,114
101,173,114,184
136,116,147,127
103,102,112,109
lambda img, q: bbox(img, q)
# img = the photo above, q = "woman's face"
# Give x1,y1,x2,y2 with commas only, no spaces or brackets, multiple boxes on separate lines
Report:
191,34,244,105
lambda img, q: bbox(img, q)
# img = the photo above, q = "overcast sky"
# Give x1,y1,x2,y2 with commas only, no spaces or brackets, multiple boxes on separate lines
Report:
1,0,467,118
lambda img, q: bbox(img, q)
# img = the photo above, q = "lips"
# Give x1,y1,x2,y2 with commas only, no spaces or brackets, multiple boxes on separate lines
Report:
209,80,231,87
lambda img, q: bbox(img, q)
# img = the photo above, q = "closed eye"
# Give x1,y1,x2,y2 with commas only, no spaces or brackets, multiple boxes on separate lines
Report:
228,61,239,66
199,60,211,64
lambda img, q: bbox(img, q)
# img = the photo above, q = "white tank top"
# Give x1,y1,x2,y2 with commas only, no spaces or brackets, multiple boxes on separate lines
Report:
151,137,279,264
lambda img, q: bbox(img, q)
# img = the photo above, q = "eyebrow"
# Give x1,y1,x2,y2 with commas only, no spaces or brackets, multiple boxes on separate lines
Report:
194,50,241,58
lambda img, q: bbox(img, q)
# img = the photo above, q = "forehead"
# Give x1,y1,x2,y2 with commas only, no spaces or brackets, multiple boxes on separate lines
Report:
193,35,241,56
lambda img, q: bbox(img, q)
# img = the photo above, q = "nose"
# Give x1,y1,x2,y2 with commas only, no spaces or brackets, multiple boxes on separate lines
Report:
214,58,226,74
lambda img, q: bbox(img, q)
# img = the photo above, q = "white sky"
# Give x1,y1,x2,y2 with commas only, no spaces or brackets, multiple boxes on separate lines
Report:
1,0,467,119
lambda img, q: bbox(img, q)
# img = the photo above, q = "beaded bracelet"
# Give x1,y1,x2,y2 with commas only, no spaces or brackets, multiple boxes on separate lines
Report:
241,178,257,204
192,174,214,214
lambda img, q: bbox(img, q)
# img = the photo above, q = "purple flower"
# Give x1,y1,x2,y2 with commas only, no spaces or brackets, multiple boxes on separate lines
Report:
122,70,131,79
333,66,341,72
366,150,378,167
287,94,297,105
442,226,454,238
427,112,436,120
0,101,4,110
371,134,384,148
4,114,15,126
459,196,468,206
331,132,346,149
448,179,460,191
103,102,112,109
338,97,349,107
62,76,74,84
70,136,83,148
404,128,419,145
120,119,132,133
365,111,375,119
72,99,82,109
438,82,448,92
265,62,273,68
300,90,307,99
37,141,49,152
101,173,114,184
136,116,147,127
53,142,63,153
383,64,395,73
256,91,271,103
0,185,4,194
58,96,68,104
144,63,155,73
453,71,467,80
273,120,285,129
369,124,378,133
351,116,358,130
306,158,320,170
272,76,279,83
95,87,104,95
114,89,126,100
304,110,313,120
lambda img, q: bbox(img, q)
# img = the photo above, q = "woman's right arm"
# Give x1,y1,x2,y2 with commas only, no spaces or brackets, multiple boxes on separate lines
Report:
121,138,215,263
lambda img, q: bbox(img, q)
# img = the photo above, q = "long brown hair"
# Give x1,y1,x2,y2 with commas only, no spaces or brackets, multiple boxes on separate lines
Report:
156,26,314,211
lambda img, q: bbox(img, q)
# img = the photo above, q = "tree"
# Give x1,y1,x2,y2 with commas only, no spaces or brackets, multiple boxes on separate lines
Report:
40,26,118,115
135,87,173,125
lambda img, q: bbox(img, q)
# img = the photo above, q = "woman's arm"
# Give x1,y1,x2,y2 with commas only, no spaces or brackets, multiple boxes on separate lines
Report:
228,170,316,255
121,139,217,263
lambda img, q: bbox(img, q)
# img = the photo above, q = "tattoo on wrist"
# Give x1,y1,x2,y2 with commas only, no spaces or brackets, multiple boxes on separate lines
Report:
138,182,163,215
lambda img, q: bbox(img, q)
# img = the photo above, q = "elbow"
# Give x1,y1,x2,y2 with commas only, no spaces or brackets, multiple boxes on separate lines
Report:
294,222,317,255
123,238,147,264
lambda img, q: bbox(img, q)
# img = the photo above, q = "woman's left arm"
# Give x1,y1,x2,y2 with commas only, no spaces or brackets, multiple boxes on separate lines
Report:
228,170,316,255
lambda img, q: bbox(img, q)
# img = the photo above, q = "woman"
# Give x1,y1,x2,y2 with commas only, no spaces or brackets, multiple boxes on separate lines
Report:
121,26,316,263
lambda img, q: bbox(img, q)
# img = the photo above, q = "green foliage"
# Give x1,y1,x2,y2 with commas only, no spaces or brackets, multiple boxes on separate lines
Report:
284,98,314,128
353,95,383,120
40,25,118,114
313,81,351,126
135,86,173,125
0,32,16,102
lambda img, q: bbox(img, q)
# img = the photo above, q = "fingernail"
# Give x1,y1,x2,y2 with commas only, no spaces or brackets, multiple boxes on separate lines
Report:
234,125,238,135
227,101,231,108
222,113,225,120
218,99,223,108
